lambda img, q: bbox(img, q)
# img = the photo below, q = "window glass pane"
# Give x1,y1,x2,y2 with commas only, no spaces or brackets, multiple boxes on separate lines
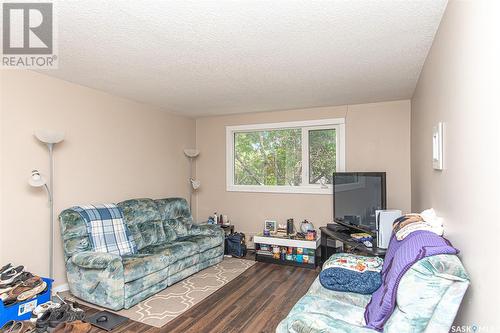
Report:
309,128,336,184
234,129,302,186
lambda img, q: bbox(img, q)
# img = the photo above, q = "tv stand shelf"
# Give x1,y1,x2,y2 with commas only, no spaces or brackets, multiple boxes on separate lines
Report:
320,226,386,264
333,219,376,237
253,233,320,270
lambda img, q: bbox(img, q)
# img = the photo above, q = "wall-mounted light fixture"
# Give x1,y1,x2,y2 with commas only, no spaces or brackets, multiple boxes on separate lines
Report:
432,122,444,170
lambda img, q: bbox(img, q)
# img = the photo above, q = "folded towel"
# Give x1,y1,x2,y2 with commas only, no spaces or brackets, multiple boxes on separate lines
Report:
393,208,444,241
395,222,443,240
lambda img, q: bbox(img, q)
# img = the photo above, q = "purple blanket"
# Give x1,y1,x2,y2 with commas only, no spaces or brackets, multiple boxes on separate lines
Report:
364,231,458,331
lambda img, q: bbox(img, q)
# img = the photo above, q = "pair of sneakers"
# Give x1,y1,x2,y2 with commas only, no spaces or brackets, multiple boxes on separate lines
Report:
1,277,47,307
0,320,36,333
30,302,61,322
35,302,85,332
0,265,25,286
0,273,34,297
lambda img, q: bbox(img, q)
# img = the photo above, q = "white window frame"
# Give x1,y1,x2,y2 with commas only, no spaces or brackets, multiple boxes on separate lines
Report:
226,118,345,194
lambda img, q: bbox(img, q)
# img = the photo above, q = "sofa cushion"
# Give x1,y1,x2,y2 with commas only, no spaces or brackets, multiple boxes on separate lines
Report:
180,235,223,252
382,254,470,333
188,224,223,237
155,198,193,237
140,241,199,262
164,218,189,238
280,312,374,333
307,278,371,309
122,252,174,283
285,294,367,330
117,199,167,250
155,198,191,220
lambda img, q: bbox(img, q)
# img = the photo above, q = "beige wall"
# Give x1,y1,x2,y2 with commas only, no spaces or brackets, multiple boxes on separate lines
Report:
195,100,411,244
0,71,4,266
411,0,500,328
0,70,196,287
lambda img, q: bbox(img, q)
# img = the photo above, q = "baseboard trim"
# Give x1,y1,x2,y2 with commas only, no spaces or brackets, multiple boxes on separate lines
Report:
52,283,69,293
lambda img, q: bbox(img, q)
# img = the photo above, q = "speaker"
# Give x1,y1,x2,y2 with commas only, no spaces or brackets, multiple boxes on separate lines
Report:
287,218,294,235
376,210,402,249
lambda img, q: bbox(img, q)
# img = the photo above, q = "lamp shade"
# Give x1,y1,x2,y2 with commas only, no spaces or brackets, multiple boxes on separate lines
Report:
29,170,47,187
35,129,65,144
183,149,200,158
190,178,201,190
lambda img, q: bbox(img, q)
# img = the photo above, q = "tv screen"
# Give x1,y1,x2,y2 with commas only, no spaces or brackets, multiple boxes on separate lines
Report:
333,172,386,232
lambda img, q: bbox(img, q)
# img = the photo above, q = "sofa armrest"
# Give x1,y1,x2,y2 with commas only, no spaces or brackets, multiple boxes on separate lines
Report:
71,251,122,269
66,251,125,310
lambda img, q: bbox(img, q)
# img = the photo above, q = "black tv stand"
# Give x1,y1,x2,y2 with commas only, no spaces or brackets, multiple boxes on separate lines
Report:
320,225,387,265
330,219,376,237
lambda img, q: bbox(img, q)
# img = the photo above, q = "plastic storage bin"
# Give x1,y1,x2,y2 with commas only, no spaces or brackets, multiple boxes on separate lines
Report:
0,277,52,327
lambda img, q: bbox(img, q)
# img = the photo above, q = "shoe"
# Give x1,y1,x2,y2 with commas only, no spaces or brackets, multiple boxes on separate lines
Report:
36,302,86,333
35,307,57,333
53,320,91,333
0,273,35,301
47,305,71,331
0,320,22,333
17,281,47,302
2,276,43,306
0,272,34,290
69,321,91,333
48,304,85,330
9,321,36,333
0,320,15,332
52,322,69,333
0,266,24,285
0,264,12,275
31,301,61,322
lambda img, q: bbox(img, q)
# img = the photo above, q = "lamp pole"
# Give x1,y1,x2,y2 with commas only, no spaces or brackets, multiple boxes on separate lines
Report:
31,130,64,280
47,143,55,280
183,149,200,213
188,156,193,210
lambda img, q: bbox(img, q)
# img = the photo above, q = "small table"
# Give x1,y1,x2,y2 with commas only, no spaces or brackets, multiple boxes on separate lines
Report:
320,226,386,265
253,233,320,269
220,224,234,235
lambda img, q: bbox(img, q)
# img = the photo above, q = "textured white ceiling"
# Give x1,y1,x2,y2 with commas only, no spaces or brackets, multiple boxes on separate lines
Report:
42,0,447,116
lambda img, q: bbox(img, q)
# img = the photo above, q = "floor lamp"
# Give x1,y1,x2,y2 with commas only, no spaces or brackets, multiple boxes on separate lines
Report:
29,130,65,280
183,149,200,212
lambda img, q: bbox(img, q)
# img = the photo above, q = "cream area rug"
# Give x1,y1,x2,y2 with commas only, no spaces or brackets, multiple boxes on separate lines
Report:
63,258,255,328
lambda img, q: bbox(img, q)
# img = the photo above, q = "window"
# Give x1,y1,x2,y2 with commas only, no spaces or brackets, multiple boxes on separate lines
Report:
226,119,345,194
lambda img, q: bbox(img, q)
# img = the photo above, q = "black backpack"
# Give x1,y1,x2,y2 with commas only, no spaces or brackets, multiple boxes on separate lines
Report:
225,232,247,258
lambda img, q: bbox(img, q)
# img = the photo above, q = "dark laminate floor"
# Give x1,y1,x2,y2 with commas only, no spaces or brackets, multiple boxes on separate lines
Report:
82,259,319,333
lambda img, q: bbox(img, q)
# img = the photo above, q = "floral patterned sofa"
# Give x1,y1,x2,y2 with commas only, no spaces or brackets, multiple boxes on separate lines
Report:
277,253,469,333
59,198,224,310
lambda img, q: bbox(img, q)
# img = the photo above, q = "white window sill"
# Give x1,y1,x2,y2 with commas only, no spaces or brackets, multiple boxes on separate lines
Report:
226,185,333,195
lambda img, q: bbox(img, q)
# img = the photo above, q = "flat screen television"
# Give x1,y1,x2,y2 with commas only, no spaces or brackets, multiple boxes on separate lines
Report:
333,172,386,233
